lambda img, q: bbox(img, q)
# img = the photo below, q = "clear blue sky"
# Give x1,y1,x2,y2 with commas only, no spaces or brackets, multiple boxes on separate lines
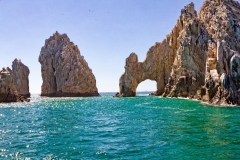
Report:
0,0,219,93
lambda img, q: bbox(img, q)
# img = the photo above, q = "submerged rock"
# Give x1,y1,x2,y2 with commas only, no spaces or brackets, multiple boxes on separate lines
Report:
39,31,99,97
117,0,240,106
12,59,30,97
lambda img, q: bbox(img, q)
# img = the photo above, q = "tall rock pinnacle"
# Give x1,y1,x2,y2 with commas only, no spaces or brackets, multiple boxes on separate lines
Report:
12,59,30,97
39,31,99,97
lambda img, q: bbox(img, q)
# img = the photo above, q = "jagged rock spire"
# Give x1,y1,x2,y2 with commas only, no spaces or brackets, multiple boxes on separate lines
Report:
39,32,99,97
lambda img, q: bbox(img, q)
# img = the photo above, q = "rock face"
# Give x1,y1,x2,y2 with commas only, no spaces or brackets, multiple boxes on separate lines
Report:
12,59,30,97
198,0,240,105
117,0,240,106
0,67,18,102
118,2,209,98
0,68,29,102
39,31,99,97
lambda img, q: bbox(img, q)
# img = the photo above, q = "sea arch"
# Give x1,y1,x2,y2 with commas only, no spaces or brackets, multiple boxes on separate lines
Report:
118,45,173,97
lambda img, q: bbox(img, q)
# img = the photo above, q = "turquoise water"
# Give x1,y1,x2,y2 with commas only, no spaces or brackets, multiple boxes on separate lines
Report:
0,92,240,159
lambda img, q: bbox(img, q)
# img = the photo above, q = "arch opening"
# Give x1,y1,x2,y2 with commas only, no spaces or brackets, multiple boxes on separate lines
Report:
136,79,157,96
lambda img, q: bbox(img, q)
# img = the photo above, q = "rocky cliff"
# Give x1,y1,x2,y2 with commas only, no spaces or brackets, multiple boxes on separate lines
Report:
116,0,240,106
0,60,30,103
39,31,99,97
12,59,30,97
198,0,240,105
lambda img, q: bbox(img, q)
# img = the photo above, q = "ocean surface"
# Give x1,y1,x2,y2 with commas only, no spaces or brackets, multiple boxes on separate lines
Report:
0,92,240,159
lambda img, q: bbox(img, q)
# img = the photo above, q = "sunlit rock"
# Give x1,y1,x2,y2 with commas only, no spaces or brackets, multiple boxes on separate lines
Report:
39,31,99,97
117,0,240,106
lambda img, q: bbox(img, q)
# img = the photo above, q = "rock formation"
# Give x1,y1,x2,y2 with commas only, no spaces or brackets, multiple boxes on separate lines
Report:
12,59,30,97
39,31,99,97
0,68,29,102
0,67,18,102
117,2,209,98
198,0,240,105
117,0,240,106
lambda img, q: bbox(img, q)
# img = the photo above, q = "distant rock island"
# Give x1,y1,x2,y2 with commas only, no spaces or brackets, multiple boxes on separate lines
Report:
116,0,240,106
39,31,99,97
0,59,30,102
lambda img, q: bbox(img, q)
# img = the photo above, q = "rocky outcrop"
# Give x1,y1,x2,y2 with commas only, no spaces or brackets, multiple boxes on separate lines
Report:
39,31,99,97
117,2,209,98
0,68,30,103
162,2,209,99
0,67,18,102
198,0,240,105
117,0,240,106
12,59,30,97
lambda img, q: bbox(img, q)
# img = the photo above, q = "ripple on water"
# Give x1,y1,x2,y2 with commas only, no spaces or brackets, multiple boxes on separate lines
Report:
0,93,240,159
